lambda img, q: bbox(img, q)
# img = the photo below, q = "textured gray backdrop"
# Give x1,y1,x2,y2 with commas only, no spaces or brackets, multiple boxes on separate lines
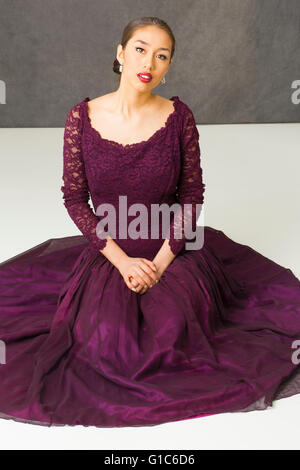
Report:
0,0,299,125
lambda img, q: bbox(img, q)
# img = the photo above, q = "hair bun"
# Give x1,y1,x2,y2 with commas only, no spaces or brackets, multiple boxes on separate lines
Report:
113,58,121,75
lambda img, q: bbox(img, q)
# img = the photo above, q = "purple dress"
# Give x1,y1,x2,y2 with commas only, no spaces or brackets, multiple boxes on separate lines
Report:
0,95,300,428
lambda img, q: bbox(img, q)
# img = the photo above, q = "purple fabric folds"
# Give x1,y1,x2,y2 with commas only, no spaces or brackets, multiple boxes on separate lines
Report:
0,228,299,427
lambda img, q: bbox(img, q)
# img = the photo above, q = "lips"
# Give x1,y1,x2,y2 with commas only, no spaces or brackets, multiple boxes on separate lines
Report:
137,73,152,82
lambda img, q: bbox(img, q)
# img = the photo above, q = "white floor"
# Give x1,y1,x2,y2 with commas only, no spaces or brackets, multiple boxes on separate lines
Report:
0,123,299,449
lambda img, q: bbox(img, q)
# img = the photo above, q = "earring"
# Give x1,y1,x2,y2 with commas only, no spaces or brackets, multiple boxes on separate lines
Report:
119,62,123,72
161,76,166,84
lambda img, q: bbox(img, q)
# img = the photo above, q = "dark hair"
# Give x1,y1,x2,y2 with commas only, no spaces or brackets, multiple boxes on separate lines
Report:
113,17,176,78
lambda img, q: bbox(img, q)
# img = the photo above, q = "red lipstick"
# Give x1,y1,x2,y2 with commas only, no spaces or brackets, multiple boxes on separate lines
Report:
137,73,152,83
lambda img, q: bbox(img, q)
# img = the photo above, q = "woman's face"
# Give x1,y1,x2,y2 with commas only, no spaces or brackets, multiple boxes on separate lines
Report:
117,25,172,92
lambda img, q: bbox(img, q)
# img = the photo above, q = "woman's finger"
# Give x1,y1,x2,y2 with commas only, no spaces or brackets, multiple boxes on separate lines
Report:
137,262,158,286
141,285,148,294
128,275,139,292
132,266,153,288
142,258,157,273
128,275,139,287
128,275,143,293
139,261,158,284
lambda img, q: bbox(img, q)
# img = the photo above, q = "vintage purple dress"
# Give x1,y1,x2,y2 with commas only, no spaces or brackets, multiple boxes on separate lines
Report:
0,95,300,428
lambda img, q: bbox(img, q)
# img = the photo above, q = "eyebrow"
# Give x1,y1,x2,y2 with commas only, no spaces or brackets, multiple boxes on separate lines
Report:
134,39,170,53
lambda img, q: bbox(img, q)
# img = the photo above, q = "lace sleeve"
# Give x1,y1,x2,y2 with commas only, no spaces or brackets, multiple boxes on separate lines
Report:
167,105,206,256
61,103,107,253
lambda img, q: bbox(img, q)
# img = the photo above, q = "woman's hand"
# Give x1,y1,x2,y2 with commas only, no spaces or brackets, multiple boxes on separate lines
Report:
117,256,160,294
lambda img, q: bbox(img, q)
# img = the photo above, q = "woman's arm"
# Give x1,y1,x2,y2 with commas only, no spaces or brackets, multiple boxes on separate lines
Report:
153,105,206,271
61,103,128,267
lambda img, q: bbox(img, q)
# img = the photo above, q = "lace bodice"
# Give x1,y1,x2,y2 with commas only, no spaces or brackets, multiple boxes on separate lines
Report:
61,95,206,259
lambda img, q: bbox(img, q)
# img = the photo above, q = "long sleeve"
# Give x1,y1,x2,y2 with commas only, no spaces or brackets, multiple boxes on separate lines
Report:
167,106,206,256
61,103,107,253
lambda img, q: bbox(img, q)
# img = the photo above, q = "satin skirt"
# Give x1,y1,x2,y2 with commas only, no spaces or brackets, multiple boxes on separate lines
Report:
0,226,299,428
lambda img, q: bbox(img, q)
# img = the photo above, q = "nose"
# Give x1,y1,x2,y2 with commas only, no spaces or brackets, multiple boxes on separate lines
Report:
144,58,155,71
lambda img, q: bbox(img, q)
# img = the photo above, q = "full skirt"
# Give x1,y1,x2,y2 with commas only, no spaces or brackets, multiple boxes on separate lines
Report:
0,226,300,428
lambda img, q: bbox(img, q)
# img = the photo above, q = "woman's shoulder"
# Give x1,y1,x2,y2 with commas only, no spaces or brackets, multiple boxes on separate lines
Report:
85,93,114,112
79,92,190,111
65,97,87,120
175,96,195,116
148,95,195,135
86,93,177,114
64,100,85,128
66,93,194,128
151,95,195,128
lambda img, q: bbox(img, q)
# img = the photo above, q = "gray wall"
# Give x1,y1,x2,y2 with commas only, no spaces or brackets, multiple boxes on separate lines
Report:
0,0,299,125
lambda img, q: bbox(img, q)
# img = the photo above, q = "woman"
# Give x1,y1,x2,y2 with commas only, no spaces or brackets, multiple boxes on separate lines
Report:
0,16,300,428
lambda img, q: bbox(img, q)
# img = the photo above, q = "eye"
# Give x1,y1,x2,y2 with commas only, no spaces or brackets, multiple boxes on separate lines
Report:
135,47,167,60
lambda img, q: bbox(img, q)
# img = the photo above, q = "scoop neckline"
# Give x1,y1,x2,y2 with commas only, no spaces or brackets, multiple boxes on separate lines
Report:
82,95,180,151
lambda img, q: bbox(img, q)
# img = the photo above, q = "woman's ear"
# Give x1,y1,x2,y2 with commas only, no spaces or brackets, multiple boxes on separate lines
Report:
116,44,124,64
